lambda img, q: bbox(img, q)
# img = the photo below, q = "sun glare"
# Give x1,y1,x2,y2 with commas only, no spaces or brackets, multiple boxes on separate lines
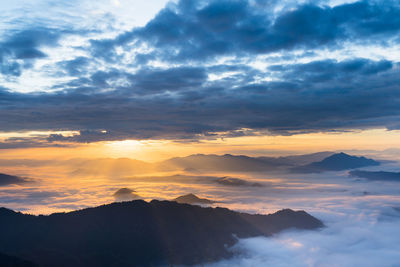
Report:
104,140,143,155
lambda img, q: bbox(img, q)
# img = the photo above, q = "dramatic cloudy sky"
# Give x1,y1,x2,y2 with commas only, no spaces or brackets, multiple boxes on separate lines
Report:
1,0,400,150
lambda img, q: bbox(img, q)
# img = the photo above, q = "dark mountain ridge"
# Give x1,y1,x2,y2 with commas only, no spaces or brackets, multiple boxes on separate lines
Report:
1,152,380,179
159,153,286,172
291,152,380,173
158,152,336,173
0,252,37,267
0,200,322,267
173,193,215,204
54,151,379,176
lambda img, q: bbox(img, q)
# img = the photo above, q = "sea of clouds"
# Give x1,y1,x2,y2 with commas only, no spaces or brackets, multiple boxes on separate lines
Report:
205,163,400,267
1,153,400,266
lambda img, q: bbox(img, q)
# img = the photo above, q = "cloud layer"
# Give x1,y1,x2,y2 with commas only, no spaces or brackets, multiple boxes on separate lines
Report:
0,152,400,265
1,0,400,144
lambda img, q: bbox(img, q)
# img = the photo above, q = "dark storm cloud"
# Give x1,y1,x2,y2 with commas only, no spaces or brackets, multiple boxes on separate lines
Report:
129,66,208,94
58,56,91,76
1,0,400,145
0,139,64,149
0,28,62,76
53,66,207,96
89,0,400,62
269,58,393,83
0,57,399,144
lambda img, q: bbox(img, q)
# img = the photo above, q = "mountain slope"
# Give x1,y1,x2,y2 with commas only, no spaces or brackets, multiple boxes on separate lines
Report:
0,200,322,266
66,152,357,176
159,153,289,172
173,193,214,204
160,152,339,173
292,152,380,173
0,252,37,267
272,151,335,166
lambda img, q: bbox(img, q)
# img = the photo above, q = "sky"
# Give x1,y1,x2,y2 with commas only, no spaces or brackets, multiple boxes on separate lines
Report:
0,0,400,159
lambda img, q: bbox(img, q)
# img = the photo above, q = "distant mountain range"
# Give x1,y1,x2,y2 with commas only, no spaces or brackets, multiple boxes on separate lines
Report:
258,151,335,166
0,200,322,266
65,152,338,176
163,152,380,173
349,170,400,181
0,152,382,187
160,153,287,172
0,252,36,267
66,151,380,176
291,152,380,173
159,152,335,172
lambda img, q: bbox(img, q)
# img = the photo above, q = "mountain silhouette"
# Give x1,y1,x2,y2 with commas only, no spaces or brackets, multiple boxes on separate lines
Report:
65,152,353,176
113,188,141,201
159,153,284,172
268,151,335,166
173,193,214,204
159,152,342,173
291,152,380,173
0,252,37,267
0,200,322,266
349,170,400,181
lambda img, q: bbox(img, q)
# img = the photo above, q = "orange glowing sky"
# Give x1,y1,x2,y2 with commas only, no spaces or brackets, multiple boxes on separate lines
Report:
1,128,399,162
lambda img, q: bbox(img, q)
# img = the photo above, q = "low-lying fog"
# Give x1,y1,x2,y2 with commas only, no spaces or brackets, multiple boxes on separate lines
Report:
206,177,400,266
1,152,400,266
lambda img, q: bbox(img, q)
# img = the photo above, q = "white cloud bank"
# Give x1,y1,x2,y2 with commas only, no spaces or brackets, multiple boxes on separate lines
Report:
205,167,400,266
207,213,400,267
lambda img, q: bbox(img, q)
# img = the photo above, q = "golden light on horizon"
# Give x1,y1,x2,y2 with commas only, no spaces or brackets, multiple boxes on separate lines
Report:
104,140,143,154
0,128,399,162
